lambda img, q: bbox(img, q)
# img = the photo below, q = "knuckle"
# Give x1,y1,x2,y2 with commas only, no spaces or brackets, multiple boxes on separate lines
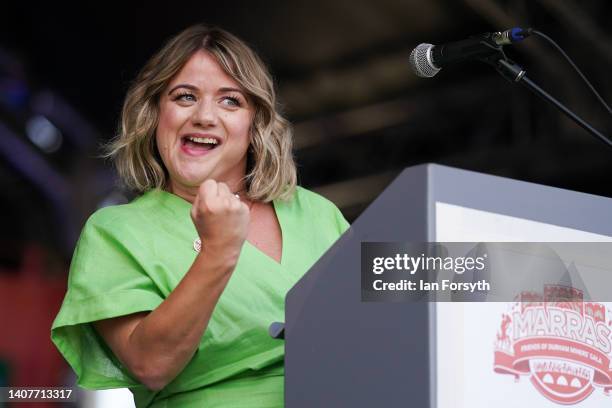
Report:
207,200,220,213
198,196,210,209
201,179,216,193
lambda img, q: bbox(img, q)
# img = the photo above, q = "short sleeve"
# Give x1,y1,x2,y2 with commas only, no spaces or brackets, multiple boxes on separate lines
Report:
334,206,350,235
51,211,164,389
295,187,350,244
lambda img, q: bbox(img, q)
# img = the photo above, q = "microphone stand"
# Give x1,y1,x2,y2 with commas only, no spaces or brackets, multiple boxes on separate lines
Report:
476,43,612,149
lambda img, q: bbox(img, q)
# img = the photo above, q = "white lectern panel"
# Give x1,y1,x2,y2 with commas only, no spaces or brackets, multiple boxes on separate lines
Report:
435,202,612,408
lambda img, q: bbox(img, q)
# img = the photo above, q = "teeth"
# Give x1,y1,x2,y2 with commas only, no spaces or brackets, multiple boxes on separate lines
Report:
187,136,218,145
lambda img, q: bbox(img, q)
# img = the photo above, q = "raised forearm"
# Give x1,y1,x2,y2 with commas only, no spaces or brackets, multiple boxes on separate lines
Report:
98,246,240,391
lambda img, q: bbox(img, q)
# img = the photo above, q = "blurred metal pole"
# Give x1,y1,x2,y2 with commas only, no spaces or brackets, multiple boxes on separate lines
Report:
0,122,77,254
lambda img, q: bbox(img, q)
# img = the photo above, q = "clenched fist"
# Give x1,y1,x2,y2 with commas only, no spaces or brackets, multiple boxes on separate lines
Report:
190,180,250,258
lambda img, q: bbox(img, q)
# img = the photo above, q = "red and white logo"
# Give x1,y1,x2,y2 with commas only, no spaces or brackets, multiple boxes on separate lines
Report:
494,286,612,405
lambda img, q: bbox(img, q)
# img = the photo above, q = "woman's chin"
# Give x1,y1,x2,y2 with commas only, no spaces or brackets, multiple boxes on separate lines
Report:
170,168,243,189
169,175,209,191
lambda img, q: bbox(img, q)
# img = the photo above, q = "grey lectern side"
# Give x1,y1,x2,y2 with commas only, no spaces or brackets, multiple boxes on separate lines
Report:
282,163,612,408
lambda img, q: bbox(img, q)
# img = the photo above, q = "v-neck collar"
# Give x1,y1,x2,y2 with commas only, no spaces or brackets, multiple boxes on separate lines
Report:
243,199,286,268
143,189,288,268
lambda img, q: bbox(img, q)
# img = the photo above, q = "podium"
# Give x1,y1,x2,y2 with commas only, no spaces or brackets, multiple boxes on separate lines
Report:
283,164,612,407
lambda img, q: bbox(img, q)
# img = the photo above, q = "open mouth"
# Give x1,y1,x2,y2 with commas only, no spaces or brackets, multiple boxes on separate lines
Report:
181,135,221,152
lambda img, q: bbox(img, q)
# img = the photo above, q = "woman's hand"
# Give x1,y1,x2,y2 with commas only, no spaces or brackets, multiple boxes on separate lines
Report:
190,180,250,260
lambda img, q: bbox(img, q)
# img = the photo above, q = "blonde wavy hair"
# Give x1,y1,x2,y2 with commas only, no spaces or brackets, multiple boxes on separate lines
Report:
106,24,296,201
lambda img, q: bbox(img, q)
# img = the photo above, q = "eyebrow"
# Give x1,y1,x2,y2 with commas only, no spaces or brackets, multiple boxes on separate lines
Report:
167,84,197,95
218,87,245,95
167,84,246,96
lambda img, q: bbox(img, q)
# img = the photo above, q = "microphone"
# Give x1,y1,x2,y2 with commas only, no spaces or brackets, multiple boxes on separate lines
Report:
409,28,531,78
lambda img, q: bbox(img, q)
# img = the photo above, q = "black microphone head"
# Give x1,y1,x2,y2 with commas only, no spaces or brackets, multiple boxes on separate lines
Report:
409,43,441,78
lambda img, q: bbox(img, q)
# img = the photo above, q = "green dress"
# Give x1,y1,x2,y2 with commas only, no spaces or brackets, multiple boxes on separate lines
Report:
51,187,349,407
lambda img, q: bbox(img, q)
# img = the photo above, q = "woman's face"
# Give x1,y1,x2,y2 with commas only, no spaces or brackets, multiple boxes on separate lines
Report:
156,50,254,200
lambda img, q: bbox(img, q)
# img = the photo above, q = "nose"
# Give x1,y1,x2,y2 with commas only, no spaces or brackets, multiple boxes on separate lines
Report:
192,97,218,127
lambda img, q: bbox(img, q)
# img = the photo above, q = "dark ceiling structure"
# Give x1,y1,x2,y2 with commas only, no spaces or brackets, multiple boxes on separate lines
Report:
1,0,611,263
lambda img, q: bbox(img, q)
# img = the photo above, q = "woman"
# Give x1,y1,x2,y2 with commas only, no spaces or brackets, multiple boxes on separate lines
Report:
51,24,349,407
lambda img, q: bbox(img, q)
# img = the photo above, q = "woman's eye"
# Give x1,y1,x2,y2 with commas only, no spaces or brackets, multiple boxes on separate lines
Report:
173,93,196,102
221,96,241,107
